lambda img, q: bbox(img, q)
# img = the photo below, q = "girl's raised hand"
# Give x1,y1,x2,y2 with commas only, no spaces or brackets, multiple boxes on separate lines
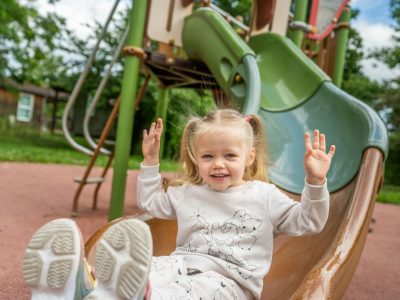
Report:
304,130,335,185
142,118,163,166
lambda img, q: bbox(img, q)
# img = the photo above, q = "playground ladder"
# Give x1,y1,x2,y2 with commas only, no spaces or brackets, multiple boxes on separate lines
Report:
71,75,151,217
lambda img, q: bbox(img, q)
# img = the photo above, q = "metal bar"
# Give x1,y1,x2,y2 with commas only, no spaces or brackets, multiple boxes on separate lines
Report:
73,72,150,216
155,88,169,158
288,0,308,47
166,0,175,32
71,95,121,217
135,74,151,110
62,0,121,156
209,3,250,33
332,7,351,87
83,27,129,156
92,151,115,210
108,0,148,221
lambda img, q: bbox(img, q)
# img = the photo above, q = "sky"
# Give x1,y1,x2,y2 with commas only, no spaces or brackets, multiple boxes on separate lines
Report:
35,0,399,82
350,0,400,82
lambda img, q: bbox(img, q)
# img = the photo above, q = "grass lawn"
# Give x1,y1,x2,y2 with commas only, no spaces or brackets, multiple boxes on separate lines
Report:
0,126,180,172
377,184,400,205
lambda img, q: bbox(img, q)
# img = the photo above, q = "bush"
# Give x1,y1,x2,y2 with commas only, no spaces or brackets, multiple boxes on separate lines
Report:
384,133,400,185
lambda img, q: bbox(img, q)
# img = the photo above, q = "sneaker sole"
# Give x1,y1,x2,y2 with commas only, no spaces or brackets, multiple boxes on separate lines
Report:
91,218,153,300
23,218,82,299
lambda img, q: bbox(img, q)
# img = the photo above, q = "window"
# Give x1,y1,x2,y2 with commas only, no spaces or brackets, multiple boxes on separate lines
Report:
16,93,35,122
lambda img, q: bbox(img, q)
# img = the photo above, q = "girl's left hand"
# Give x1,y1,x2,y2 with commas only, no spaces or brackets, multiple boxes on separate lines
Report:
304,130,336,185
142,118,163,166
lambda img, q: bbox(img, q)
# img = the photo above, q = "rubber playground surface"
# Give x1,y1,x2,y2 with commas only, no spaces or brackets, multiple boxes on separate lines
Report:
0,162,399,299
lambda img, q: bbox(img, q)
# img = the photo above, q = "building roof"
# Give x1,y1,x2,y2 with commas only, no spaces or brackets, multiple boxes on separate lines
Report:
0,78,70,100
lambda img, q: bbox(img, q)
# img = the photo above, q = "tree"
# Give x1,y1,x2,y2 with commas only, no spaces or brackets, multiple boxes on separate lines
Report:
371,0,400,133
372,0,400,70
0,0,71,87
212,0,252,24
341,8,384,105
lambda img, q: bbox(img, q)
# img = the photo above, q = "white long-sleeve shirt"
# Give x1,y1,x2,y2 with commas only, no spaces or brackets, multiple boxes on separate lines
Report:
137,164,329,299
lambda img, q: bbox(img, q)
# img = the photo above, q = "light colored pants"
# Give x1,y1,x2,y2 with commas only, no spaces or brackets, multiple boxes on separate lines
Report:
149,256,247,300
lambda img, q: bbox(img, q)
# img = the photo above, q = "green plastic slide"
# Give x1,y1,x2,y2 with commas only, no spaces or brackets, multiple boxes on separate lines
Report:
249,33,388,193
182,8,388,194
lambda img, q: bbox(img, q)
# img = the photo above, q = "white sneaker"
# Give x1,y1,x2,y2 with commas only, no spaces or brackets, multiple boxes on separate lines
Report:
86,218,153,300
23,218,95,300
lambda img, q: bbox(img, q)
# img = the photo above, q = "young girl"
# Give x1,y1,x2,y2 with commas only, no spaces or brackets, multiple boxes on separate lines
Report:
23,109,335,300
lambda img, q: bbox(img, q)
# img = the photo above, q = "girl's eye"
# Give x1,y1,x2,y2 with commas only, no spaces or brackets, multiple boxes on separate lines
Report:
202,154,213,160
225,153,237,159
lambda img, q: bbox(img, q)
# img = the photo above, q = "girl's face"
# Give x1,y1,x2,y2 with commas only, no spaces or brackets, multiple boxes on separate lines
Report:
195,130,255,191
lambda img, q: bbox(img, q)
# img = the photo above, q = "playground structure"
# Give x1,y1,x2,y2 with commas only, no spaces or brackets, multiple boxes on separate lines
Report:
62,0,388,299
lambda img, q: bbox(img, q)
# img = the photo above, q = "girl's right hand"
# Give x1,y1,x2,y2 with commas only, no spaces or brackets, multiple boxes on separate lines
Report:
142,118,163,166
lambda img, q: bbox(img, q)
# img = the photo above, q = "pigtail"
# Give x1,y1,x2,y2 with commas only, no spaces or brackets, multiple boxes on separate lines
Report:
163,117,202,189
245,114,269,182
180,119,201,182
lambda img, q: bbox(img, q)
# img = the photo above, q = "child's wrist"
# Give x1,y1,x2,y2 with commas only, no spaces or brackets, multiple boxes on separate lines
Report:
142,158,159,166
306,176,325,186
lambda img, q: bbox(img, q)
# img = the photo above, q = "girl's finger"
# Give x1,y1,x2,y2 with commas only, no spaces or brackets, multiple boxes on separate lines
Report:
320,133,326,152
328,145,336,158
143,129,148,138
156,118,163,132
304,132,312,152
313,129,320,149
149,122,156,135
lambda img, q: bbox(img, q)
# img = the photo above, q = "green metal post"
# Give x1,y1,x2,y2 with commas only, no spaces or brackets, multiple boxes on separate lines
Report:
289,0,309,47
155,88,169,159
108,0,147,221
332,7,351,88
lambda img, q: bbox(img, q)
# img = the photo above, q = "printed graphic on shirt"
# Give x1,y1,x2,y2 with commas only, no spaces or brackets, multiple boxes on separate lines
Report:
150,257,241,300
151,256,184,277
191,209,262,279
152,274,241,300
176,243,199,253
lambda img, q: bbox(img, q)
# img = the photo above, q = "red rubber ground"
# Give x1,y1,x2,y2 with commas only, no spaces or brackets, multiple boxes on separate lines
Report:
0,162,399,299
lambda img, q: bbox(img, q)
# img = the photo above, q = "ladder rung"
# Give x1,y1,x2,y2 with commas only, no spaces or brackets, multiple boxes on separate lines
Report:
74,176,105,184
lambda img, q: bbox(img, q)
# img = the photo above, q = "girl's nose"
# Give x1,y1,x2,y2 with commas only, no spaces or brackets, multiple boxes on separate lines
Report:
212,157,224,168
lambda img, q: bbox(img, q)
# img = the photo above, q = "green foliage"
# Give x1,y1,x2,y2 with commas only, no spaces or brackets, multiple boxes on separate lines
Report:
372,0,400,69
384,133,400,185
377,184,400,205
342,74,383,105
212,0,252,24
368,0,400,133
164,89,216,159
343,11,364,78
341,7,383,105
0,0,68,86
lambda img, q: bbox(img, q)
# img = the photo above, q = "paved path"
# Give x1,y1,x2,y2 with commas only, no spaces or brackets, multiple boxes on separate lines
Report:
0,162,399,299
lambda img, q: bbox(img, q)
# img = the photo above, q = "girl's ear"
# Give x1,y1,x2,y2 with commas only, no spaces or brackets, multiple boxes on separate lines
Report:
247,147,256,166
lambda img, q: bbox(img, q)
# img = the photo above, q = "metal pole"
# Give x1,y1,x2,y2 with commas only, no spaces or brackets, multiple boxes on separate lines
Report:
332,7,351,88
108,0,148,221
62,0,121,156
289,0,308,47
82,27,129,156
155,88,170,159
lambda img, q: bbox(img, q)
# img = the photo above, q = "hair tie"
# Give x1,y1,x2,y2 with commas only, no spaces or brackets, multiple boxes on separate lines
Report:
245,115,251,123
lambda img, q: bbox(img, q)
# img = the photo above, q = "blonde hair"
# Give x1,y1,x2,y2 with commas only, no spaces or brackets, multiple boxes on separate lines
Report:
165,109,269,188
